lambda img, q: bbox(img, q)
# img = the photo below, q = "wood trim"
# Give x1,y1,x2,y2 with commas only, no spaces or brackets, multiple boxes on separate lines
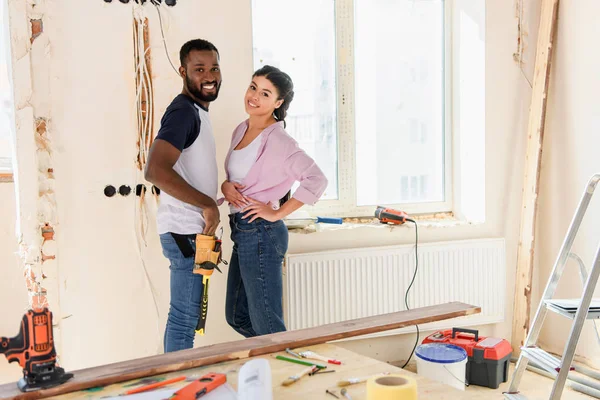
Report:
511,0,560,354
0,302,480,400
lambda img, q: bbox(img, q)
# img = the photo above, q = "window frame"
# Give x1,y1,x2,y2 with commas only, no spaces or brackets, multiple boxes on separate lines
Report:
299,0,454,218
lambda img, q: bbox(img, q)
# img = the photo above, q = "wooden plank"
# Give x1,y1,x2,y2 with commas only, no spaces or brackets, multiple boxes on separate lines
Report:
511,0,560,353
54,344,491,400
0,302,479,400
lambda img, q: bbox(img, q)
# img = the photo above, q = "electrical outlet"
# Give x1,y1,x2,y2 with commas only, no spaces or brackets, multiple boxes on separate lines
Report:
106,0,177,5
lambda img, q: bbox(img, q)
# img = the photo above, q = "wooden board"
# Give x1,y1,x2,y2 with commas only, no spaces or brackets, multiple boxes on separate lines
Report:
0,302,479,400
51,344,493,400
511,0,560,354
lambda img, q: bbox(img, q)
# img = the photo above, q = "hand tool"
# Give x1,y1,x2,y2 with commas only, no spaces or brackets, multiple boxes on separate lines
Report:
193,233,225,335
337,372,390,387
325,389,340,398
125,376,185,395
374,206,414,225
309,369,335,376
284,216,344,229
0,308,73,392
170,372,226,399
282,365,318,386
297,350,341,365
340,388,353,400
275,354,327,369
285,348,302,358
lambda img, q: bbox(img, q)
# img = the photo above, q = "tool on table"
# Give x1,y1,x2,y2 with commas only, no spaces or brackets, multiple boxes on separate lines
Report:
275,354,327,369
340,388,353,400
282,365,318,386
171,372,226,399
125,376,186,396
309,369,335,376
337,372,390,387
325,389,340,398
285,348,302,358
0,308,73,392
296,350,341,365
194,232,226,335
374,206,414,225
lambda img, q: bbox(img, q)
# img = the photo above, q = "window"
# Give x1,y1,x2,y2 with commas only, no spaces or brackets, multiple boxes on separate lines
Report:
251,0,338,200
251,0,451,217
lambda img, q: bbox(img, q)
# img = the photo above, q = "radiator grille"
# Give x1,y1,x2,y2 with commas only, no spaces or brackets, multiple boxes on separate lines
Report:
284,238,505,336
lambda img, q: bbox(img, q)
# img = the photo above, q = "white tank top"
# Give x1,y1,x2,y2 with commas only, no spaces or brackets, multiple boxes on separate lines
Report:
227,133,262,213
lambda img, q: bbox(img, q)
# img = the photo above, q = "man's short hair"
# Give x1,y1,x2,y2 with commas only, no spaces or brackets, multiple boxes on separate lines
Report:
179,39,219,67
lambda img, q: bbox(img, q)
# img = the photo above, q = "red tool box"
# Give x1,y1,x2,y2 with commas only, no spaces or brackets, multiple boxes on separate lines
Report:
422,328,512,389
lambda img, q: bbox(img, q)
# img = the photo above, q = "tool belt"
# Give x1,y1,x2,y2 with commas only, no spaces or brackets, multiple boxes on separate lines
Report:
194,234,223,272
168,233,225,273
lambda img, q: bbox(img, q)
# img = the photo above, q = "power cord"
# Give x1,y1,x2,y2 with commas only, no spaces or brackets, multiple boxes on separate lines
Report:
401,218,419,369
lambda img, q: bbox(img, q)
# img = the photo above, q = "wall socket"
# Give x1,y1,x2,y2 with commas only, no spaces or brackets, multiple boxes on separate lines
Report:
105,0,177,5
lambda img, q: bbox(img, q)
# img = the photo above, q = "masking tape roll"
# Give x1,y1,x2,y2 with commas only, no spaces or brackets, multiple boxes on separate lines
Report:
367,374,418,400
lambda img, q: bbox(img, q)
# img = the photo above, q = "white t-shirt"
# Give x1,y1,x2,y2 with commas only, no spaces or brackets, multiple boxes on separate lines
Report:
155,95,218,235
227,133,262,213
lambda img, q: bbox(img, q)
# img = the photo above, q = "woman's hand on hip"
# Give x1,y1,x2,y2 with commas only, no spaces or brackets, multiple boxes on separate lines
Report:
222,181,249,209
242,199,282,223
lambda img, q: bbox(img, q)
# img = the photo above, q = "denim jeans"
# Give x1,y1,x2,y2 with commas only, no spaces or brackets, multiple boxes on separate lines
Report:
159,233,204,353
225,213,288,338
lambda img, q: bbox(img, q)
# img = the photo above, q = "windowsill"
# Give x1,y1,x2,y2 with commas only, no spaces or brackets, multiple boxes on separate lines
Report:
0,172,13,183
286,211,480,234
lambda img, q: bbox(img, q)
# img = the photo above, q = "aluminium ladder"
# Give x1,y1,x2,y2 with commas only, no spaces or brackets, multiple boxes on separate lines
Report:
505,173,600,400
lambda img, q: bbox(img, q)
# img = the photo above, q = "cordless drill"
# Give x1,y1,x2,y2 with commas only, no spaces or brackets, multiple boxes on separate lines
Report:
0,308,73,392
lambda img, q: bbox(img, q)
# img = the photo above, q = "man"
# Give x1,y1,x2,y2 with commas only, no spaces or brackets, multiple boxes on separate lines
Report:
145,39,222,353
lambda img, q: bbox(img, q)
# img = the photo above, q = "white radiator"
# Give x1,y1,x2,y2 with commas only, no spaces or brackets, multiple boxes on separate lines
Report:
284,238,505,338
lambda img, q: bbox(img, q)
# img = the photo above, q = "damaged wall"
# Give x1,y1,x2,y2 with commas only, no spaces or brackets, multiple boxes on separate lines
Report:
537,0,600,368
3,0,62,354
513,0,542,86
5,0,256,370
1,0,534,372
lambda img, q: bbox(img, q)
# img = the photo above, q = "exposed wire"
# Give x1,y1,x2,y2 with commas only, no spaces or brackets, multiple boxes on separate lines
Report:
133,15,154,170
132,179,162,354
401,219,419,369
132,6,161,354
152,1,180,76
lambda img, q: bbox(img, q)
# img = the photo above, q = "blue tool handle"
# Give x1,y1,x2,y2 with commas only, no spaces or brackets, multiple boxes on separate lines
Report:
316,217,343,224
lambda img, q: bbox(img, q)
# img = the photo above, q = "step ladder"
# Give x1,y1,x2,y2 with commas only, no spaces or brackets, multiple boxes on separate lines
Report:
505,173,600,400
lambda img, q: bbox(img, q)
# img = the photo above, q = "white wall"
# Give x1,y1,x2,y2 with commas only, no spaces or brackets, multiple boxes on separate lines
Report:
0,0,535,372
46,1,255,368
537,0,600,367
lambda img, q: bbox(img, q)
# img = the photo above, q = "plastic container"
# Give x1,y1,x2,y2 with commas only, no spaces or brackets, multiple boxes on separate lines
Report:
422,328,513,389
415,343,468,391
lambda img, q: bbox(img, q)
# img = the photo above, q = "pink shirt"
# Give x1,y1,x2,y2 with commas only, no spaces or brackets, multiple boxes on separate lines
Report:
224,120,328,208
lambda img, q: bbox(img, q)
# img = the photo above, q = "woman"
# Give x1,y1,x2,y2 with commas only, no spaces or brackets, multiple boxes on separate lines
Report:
221,65,328,337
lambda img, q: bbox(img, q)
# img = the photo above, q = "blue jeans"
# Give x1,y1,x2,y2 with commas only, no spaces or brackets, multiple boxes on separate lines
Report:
159,233,204,353
225,213,288,337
